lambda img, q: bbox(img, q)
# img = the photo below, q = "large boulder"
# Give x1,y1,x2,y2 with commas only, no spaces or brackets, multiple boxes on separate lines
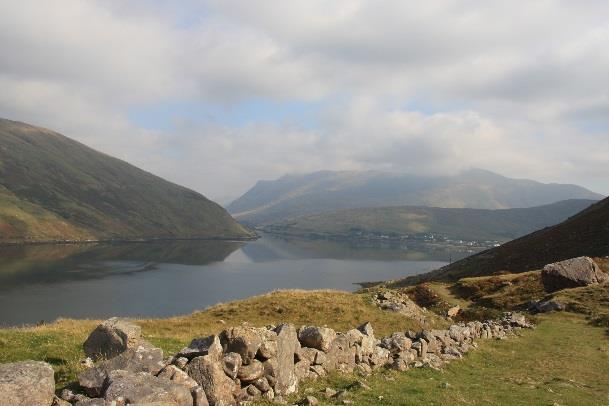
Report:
104,370,193,405
186,355,236,406
542,256,609,292
298,326,336,352
83,318,142,361
0,361,55,406
78,341,164,397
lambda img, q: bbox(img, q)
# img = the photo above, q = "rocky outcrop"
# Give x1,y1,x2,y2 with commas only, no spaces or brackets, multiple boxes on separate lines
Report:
0,360,55,405
371,290,428,324
541,256,609,292
83,317,142,361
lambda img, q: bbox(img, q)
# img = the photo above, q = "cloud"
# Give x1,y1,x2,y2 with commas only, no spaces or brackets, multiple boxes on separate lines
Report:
0,0,608,200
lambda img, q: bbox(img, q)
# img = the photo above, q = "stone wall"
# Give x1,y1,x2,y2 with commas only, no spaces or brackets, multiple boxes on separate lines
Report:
29,312,534,406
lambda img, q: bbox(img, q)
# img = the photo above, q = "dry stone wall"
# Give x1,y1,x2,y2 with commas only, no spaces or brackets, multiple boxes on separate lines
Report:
26,312,534,406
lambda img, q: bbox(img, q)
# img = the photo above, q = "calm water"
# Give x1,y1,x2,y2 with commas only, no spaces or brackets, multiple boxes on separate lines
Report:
0,235,460,326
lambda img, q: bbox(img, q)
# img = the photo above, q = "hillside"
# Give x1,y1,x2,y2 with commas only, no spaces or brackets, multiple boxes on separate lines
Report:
418,196,609,280
228,170,603,224
0,118,253,243
262,199,597,242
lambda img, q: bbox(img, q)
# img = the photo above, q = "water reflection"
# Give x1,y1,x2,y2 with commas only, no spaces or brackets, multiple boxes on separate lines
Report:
0,236,460,326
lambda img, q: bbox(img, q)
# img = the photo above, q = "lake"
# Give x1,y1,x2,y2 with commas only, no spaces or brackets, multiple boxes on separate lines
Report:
0,235,468,326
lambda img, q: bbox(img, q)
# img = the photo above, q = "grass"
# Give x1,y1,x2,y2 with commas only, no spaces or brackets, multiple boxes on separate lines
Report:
269,313,609,405
0,289,439,389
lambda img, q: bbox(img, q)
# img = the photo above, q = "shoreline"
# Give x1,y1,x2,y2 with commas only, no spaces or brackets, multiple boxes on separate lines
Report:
0,234,260,248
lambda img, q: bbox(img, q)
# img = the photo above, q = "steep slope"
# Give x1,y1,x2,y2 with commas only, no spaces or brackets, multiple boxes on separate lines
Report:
0,118,252,243
263,199,597,242
422,196,609,280
228,170,603,224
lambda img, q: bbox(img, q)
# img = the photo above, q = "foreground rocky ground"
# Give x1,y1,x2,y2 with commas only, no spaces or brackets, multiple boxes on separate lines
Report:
1,256,608,405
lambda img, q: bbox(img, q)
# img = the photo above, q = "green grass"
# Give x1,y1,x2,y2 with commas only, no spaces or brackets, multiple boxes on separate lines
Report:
0,290,442,389
272,313,609,405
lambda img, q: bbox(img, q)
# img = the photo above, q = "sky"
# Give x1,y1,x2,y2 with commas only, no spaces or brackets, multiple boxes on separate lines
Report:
1,0,608,202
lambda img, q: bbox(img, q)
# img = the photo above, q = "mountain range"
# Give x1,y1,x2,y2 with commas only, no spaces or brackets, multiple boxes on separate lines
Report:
228,169,603,224
0,118,253,243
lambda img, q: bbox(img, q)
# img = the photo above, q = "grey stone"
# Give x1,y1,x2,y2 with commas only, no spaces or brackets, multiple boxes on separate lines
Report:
237,359,264,383
177,335,222,361
219,326,263,365
186,355,236,406
0,361,55,406
298,326,336,352
303,395,319,406
192,387,209,406
272,324,299,396
221,352,242,380
104,370,192,405
253,377,272,393
84,318,142,361
356,322,374,338
158,365,198,390
542,256,609,292
323,334,356,373
78,341,164,397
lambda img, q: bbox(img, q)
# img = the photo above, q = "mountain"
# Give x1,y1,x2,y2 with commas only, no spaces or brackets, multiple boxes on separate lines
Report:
262,199,598,243
420,196,609,280
0,118,253,243
228,170,603,224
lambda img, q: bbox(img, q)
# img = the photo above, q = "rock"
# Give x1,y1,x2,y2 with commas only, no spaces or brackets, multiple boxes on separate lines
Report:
272,324,299,396
104,370,193,405
303,395,319,406
380,332,412,353
83,318,142,361
237,359,264,383
52,396,72,406
542,256,609,292
192,387,209,406
78,341,164,397
447,306,461,318
72,398,109,406
294,359,311,380
220,326,263,365
262,388,275,400
531,300,565,313
253,377,272,393
186,355,236,406
296,347,318,364
298,326,336,352
177,335,223,361
158,365,198,390
245,384,261,397
356,322,374,338
369,346,390,368
322,387,337,398
221,352,242,379
0,360,55,406
174,357,189,370
324,335,356,373
258,339,278,360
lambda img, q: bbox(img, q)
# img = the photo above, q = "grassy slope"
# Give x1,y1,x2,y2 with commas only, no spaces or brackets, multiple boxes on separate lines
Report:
264,200,596,242
281,313,609,405
0,118,252,242
399,197,609,281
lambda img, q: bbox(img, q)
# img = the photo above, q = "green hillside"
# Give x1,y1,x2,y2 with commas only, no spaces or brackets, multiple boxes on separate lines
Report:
406,196,609,281
0,118,253,243
262,199,596,242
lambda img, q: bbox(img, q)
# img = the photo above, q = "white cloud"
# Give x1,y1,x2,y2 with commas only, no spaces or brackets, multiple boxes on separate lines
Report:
0,0,608,200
